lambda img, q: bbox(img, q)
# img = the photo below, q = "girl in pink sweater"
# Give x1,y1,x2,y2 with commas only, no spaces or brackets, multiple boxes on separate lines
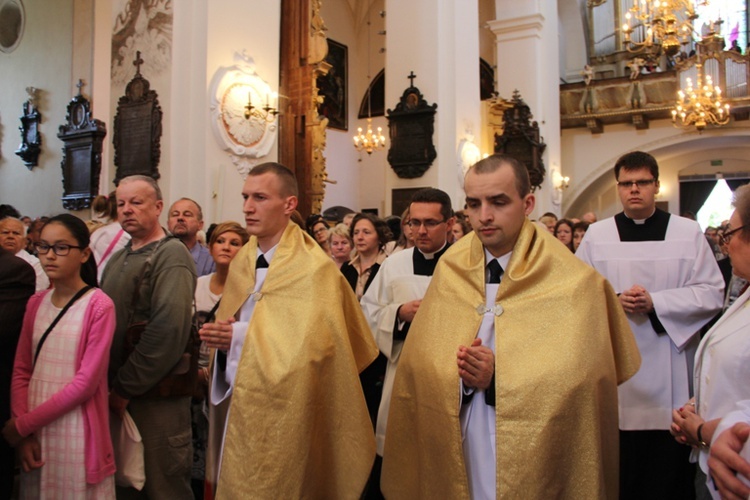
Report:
2,214,116,498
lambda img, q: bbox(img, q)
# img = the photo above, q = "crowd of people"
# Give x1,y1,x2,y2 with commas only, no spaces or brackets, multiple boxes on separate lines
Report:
0,151,747,499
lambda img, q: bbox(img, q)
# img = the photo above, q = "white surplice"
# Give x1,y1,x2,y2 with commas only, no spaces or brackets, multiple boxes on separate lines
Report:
693,288,750,475
361,247,434,455
577,215,724,429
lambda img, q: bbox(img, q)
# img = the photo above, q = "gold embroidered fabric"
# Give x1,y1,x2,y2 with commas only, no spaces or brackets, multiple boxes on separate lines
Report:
215,222,378,499
382,220,641,499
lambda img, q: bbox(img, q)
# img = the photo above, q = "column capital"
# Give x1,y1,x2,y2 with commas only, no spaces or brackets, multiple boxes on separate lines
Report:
486,13,545,42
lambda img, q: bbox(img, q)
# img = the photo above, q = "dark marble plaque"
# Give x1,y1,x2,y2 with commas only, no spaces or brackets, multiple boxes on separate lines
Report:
57,81,107,210
113,52,162,184
386,73,437,179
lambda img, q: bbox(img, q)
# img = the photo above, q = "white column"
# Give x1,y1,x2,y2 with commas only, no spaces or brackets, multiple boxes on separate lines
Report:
488,0,562,217
385,0,481,212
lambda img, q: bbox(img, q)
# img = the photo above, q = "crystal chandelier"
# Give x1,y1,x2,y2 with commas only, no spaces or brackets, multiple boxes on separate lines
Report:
622,0,707,56
672,61,730,131
353,118,386,154
353,14,386,155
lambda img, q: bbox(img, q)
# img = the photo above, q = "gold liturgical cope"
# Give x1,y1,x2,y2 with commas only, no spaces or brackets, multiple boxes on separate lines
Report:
214,222,378,499
382,220,641,499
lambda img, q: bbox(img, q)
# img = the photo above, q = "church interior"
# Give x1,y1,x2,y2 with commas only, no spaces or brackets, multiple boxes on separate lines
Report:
0,0,748,225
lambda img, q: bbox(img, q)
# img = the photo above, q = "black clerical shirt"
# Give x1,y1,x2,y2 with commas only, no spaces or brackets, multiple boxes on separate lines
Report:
614,208,670,334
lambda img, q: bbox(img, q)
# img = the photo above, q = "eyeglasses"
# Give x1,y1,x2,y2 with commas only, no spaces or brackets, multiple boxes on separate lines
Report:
34,242,84,256
313,227,328,235
719,225,747,246
617,179,657,189
406,219,445,229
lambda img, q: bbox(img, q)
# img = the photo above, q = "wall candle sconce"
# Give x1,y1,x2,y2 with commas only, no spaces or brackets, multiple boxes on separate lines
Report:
551,166,570,206
244,91,279,122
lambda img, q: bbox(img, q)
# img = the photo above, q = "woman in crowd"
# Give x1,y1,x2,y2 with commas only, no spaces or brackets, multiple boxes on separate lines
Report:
385,207,414,255
89,191,130,281
572,221,589,252
339,213,392,430
329,223,353,269
554,218,575,252
340,213,391,300
539,213,558,233
451,212,472,242
3,214,116,498
193,221,249,497
670,184,750,498
307,216,331,256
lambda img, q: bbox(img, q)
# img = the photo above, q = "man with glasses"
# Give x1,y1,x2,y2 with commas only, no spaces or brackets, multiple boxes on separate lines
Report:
577,150,724,500
0,217,48,291
361,188,454,497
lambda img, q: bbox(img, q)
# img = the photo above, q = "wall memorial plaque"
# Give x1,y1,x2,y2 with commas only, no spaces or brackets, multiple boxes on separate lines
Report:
57,80,107,210
493,90,546,191
113,51,162,184
15,86,41,169
386,72,437,179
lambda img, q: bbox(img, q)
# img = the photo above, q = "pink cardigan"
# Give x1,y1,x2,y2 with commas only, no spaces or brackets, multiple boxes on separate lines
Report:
11,288,116,484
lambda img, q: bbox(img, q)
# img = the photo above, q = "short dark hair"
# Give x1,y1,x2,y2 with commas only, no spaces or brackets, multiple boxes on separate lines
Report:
572,220,590,233
410,188,453,221
467,154,531,198
248,162,299,197
614,151,659,181
350,213,393,250
0,204,21,220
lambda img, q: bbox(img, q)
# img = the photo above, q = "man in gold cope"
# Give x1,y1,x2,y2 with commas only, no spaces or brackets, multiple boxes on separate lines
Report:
381,154,641,499
200,163,378,498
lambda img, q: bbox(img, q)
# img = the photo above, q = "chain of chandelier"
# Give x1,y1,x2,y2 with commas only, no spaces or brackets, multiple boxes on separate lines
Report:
352,16,386,154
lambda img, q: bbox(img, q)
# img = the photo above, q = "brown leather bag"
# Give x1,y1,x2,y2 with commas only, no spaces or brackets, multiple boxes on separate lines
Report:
124,320,199,398
123,237,198,399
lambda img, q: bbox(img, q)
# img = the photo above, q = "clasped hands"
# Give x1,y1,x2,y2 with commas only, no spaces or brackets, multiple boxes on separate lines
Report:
619,284,654,314
199,317,235,351
457,338,494,391
1,418,44,472
670,399,704,447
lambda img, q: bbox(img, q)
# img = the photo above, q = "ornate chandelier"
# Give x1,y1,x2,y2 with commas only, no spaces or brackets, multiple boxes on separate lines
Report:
622,0,707,56
672,61,730,131
352,14,386,155
353,118,386,154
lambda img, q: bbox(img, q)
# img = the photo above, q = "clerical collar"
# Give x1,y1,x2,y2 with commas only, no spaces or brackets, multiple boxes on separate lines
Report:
256,243,279,265
614,209,670,242
413,242,450,277
418,241,447,260
624,208,656,225
484,248,511,272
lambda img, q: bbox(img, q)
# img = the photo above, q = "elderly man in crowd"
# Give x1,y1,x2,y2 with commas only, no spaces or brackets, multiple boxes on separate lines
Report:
382,154,640,499
577,151,724,500
102,175,197,498
0,217,48,291
200,162,378,498
168,197,215,276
